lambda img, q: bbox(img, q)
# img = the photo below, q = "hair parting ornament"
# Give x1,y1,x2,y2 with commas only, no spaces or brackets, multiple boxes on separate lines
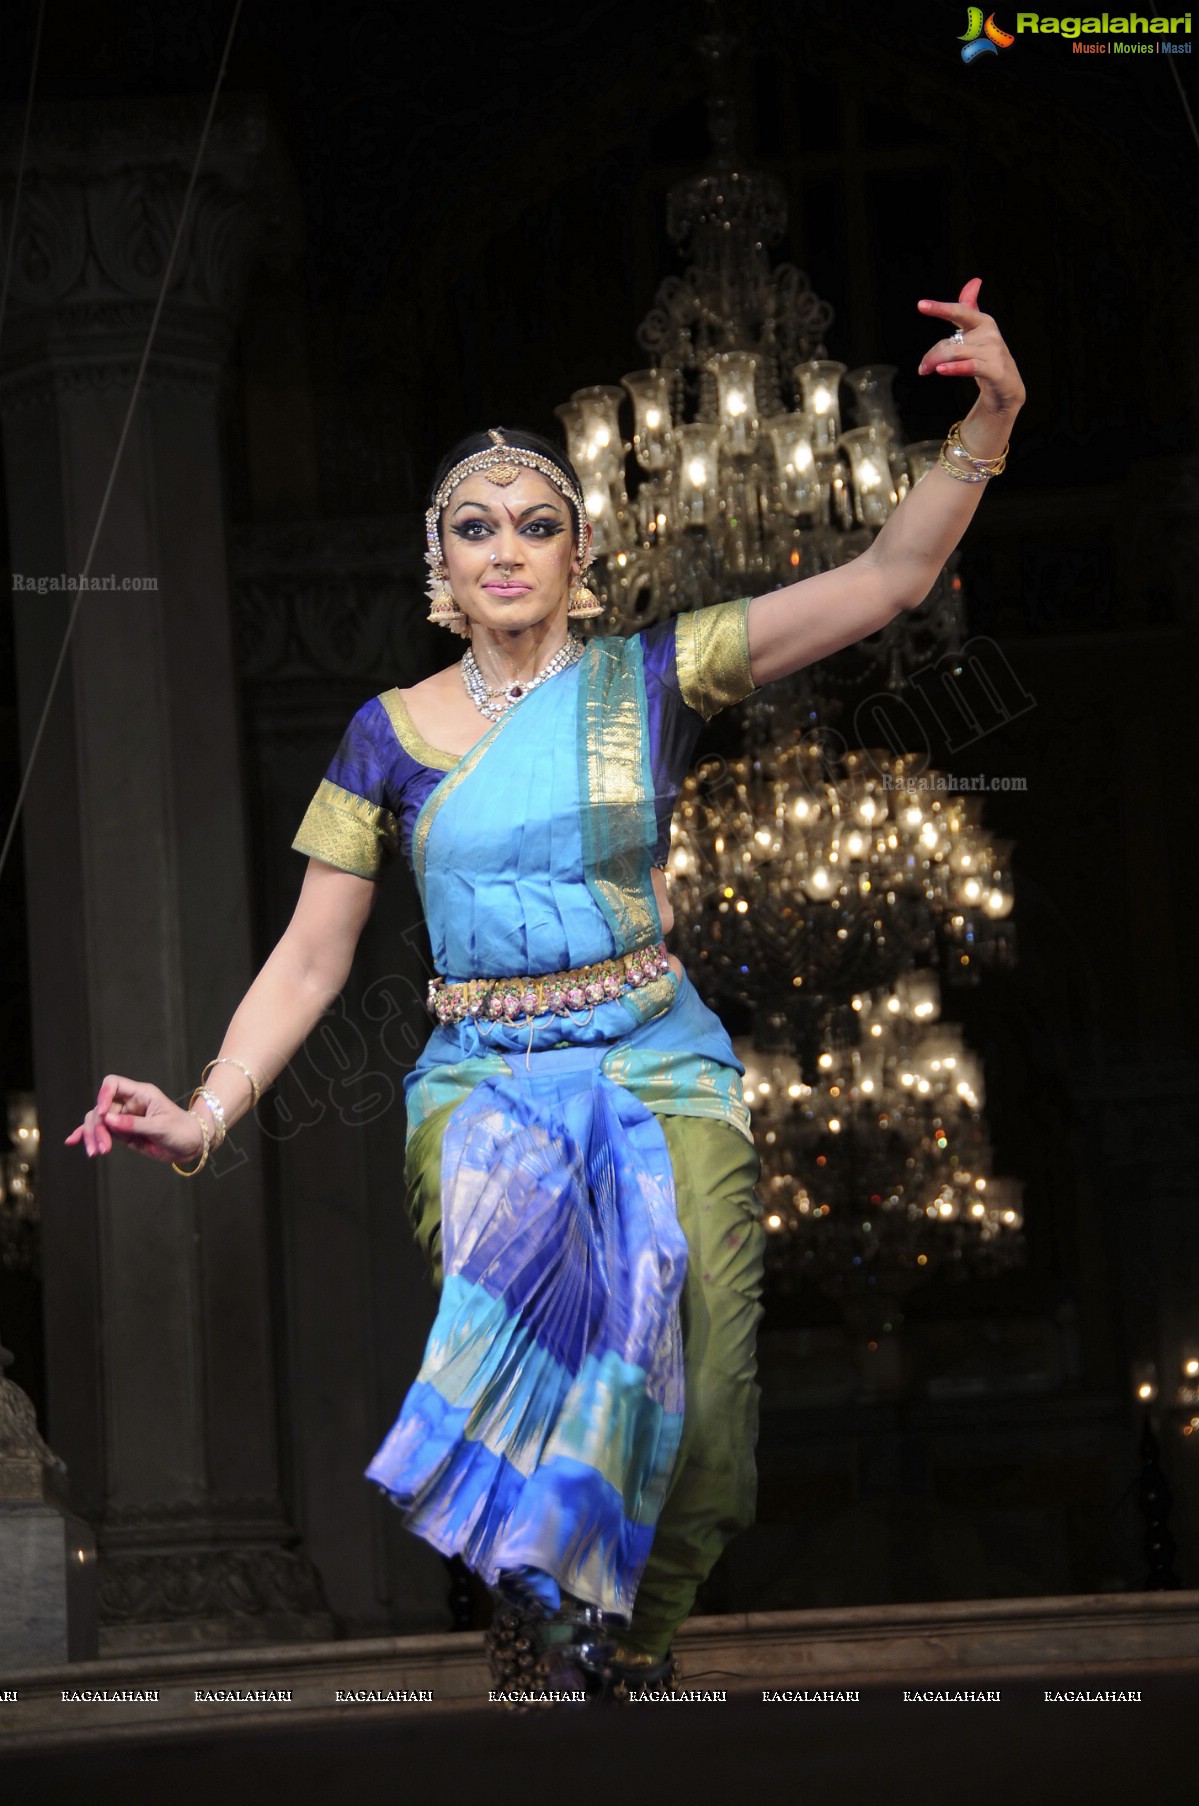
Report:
424,428,602,632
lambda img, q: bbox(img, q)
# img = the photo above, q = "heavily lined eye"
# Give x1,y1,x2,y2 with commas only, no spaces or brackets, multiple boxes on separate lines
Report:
524,520,565,537
450,519,492,539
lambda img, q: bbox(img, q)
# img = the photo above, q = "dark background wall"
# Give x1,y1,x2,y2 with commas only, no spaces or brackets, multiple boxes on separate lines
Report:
1,0,1197,1632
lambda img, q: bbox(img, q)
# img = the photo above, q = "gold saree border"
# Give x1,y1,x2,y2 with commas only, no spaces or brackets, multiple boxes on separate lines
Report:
291,778,397,879
379,688,461,773
411,708,515,905
675,596,756,721
577,635,663,952
600,1043,754,1144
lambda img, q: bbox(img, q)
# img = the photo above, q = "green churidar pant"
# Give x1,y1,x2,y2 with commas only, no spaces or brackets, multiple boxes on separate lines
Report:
403,1100,766,1663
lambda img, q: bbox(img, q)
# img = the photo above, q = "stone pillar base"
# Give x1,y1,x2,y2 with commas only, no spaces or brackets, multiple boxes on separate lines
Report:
96,1508,335,1656
0,1506,97,1668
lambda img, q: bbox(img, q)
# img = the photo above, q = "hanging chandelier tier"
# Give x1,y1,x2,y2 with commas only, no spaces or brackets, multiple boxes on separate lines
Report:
734,974,1025,1298
555,353,942,640
552,33,963,656
667,744,1016,1041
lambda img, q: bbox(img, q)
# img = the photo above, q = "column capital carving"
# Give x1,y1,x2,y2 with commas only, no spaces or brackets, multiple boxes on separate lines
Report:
0,97,299,403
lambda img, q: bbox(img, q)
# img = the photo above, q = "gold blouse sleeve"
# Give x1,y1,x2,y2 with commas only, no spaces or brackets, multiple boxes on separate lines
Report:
291,779,398,880
674,596,757,721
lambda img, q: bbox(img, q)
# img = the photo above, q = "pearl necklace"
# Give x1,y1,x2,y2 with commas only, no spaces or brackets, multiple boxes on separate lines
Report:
461,634,585,723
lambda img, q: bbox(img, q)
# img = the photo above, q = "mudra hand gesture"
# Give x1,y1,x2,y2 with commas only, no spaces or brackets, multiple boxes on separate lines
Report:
916,276,1026,418
65,1076,202,1165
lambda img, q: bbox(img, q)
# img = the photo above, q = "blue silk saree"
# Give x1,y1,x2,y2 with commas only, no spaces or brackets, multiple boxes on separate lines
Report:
292,601,757,1620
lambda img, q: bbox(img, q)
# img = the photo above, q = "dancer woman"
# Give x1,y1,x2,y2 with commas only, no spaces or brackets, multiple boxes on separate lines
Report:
68,280,1024,1694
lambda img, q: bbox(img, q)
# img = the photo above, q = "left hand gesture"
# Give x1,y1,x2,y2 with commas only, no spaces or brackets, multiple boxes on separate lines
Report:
917,278,1026,418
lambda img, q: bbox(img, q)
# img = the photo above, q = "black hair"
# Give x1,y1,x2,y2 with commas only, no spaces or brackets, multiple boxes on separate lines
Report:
428,427,583,538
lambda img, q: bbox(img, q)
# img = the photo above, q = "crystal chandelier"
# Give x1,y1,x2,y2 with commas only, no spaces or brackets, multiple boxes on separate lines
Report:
553,17,1025,1307
552,33,960,688
668,743,1016,1049
732,975,1025,1296
669,740,1024,1295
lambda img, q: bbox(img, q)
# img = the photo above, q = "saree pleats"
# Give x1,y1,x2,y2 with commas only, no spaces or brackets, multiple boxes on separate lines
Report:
366,1048,687,1619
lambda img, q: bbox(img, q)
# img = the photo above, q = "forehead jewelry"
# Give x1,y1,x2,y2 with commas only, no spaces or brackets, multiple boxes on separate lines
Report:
424,428,591,600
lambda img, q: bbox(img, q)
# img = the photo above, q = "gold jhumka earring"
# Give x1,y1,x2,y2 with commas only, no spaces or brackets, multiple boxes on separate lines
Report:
425,559,470,636
567,561,604,620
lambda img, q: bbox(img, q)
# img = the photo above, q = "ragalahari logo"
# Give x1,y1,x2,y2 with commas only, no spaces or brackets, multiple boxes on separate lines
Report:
960,8,1016,59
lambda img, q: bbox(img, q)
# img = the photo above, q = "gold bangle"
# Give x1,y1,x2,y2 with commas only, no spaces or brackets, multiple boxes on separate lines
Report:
172,1111,212,1178
201,1057,263,1110
945,419,1008,474
189,1086,227,1151
938,447,990,484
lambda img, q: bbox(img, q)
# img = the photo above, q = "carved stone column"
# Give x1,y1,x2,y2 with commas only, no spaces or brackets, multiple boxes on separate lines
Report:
0,99,330,1652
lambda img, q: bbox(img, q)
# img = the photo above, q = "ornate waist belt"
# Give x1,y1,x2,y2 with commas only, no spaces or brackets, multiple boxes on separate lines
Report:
426,941,672,1026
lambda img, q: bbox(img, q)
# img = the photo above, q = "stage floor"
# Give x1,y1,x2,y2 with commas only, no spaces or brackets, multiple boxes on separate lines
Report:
3,1594,1197,1804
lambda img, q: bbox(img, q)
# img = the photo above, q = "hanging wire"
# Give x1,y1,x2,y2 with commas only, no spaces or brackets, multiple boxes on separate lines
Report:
0,0,45,355
0,0,245,887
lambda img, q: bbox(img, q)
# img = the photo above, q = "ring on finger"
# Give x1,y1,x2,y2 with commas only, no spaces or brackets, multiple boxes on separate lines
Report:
948,329,967,348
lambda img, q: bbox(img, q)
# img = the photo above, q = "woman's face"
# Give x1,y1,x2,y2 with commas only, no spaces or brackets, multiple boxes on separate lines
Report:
440,468,585,637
